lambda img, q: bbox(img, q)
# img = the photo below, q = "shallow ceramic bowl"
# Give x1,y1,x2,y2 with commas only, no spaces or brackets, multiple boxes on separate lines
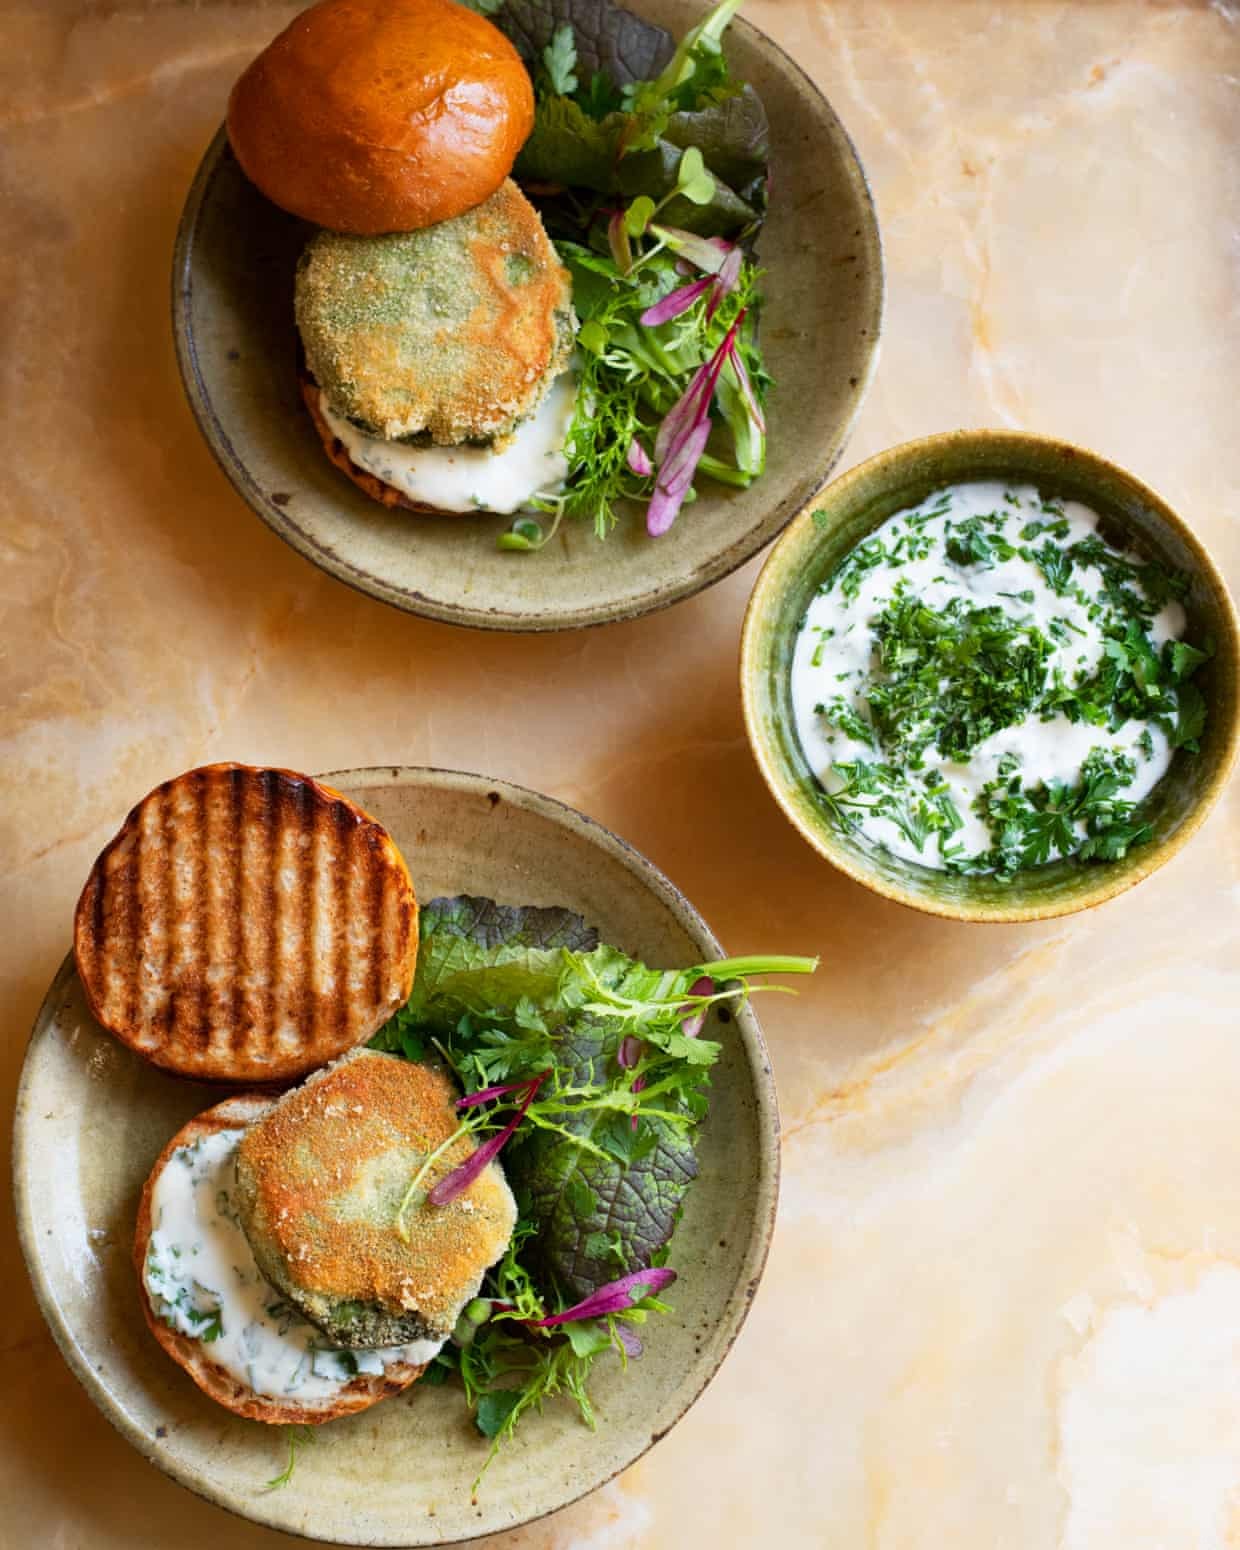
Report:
14,768,779,1543
172,1,882,630
741,431,1240,923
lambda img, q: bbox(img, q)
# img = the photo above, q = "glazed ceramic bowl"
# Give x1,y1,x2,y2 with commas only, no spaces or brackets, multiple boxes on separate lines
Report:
13,768,779,1543
741,431,1240,923
172,0,882,630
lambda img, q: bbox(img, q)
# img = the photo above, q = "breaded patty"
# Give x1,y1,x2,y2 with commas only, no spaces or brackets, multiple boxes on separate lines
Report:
234,1050,517,1348
295,179,575,447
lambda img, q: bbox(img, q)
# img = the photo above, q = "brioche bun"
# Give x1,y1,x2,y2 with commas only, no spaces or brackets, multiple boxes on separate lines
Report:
134,1095,429,1424
227,0,535,235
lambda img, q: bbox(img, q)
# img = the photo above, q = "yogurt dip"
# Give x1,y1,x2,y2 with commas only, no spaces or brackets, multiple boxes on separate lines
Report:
790,481,1209,875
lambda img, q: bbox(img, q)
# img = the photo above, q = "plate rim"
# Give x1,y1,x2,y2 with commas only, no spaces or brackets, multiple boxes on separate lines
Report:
13,764,782,1544
170,8,885,632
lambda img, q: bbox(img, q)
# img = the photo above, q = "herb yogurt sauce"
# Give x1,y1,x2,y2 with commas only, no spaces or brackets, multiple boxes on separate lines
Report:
143,1130,443,1399
320,372,576,516
790,481,1210,876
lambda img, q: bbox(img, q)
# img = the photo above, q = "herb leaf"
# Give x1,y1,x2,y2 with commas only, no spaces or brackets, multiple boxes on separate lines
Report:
542,24,580,95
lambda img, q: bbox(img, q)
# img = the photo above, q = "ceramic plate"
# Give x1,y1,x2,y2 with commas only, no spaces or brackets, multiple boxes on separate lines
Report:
14,767,779,1544
172,2,882,630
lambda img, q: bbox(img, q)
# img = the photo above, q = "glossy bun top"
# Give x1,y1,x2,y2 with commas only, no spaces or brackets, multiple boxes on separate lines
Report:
226,0,535,234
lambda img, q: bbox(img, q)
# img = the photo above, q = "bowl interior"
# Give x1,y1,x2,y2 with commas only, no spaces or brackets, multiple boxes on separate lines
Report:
173,1,882,630
14,768,778,1544
743,434,1240,920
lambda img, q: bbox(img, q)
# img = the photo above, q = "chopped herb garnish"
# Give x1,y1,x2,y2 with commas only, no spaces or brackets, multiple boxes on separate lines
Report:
816,695,876,748
265,1426,315,1492
866,594,1054,765
793,482,1209,875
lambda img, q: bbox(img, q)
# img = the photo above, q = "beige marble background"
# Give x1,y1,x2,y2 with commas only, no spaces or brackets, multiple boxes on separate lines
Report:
3,1,1238,1545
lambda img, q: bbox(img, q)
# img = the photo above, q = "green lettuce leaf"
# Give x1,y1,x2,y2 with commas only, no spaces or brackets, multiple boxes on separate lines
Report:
372,896,713,1299
496,0,675,88
411,895,597,1001
370,896,598,1059
505,1020,701,1299
515,96,626,191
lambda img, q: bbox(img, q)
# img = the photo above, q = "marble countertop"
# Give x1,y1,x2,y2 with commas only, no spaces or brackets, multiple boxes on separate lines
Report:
3,1,1238,1545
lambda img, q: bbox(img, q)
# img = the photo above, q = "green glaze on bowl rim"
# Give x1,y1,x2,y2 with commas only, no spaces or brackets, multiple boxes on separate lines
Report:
741,431,1240,923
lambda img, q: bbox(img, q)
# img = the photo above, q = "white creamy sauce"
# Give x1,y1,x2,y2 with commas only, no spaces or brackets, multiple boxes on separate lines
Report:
321,372,576,515
790,481,1189,871
143,1130,444,1400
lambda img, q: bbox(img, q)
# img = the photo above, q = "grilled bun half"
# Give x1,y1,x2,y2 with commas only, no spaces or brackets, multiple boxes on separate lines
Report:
134,1096,429,1423
74,764,418,1084
226,0,535,235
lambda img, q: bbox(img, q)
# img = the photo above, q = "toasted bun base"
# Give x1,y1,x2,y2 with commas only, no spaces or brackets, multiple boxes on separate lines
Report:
300,369,450,516
134,1096,427,1424
74,764,418,1084
227,0,535,234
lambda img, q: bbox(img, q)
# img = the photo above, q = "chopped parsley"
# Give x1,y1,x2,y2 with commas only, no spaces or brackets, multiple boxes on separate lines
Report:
795,483,1210,875
866,592,1055,766
969,748,1153,877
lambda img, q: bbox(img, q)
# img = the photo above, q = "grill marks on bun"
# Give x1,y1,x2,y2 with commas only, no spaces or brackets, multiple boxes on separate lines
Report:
74,765,418,1083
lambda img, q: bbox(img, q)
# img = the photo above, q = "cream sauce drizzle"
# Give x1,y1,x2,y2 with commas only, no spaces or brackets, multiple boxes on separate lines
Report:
321,373,576,515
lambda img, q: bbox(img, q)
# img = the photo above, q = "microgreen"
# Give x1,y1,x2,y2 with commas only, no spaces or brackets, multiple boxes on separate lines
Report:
531,236,766,539
483,0,769,547
371,897,815,1482
265,1426,315,1492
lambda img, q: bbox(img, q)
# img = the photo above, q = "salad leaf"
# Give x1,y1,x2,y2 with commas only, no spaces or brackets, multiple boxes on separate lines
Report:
500,0,768,239
370,896,598,1061
417,895,599,956
475,1389,524,1439
482,0,772,549
541,24,581,93
656,87,769,206
512,96,623,192
371,895,817,1476
406,895,598,1004
541,236,766,535
505,1019,701,1298
495,0,675,88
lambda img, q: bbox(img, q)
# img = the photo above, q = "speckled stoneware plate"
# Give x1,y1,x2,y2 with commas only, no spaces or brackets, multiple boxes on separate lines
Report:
172,2,882,631
14,768,779,1544
741,432,1240,923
